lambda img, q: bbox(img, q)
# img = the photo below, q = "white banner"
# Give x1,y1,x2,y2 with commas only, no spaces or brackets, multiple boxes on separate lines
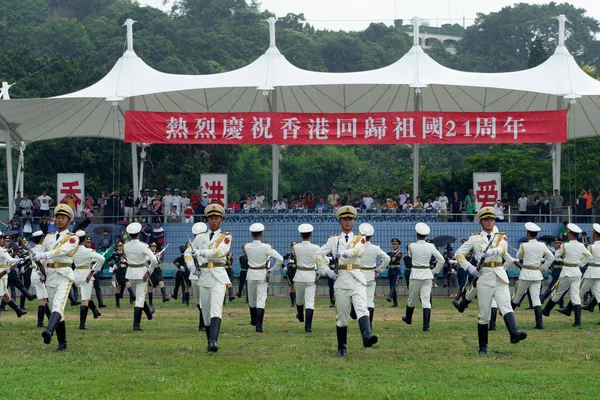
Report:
473,172,501,211
201,174,228,208
57,173,85,216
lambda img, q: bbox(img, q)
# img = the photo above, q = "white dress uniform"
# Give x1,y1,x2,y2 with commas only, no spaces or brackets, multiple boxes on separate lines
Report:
245,239,283,309
513,239,554,308
293,240,320,310
0,247,20,297
184,246,201,308
72,243,105,301
551,238,592,306
31,243,48,299
579,224,600,304
124,238,157,308
406,240,444,309
359,242,390,309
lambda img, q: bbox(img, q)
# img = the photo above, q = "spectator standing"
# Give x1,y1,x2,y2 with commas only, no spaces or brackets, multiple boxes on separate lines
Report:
150,193,163,223
413,196,423,210
106,189,122,223
200,192,210,216
84,194,94,214
227,199,241,210
386,198,397,210
550,189,564,223
97,192,107,223
315,198,327,212
343,187,354,206
527,189,540,222
136,190,151,222
172,189,182,214
140,223,153,244
438,191,449,222
274,197,287,210
190,189,200,215
39,216,49,235
38,189,53,218
540,190,550,222
181,191,190,211
363,192,374,209
304,191,314,209
327,187,340,208
451,191,462,222
583,188,593,223
424,198,433,211
595,189,600,223
255,190,265,208
432,196,442,214
19,193,33,217
168,205,181,223
152,221,165,251
464,189,476,222
397,188,410,208
123,189,135,222
14,191,23,214
163,188,173,221
493,200,505,222
517,192,528,222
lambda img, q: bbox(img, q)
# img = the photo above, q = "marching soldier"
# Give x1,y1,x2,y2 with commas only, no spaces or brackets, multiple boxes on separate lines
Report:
72,230,105,330
32,204,79,351
454,207,527,355
386,238,402,307
108,242,136,307
189,204,232,352
358,223,390,328
315,206,378,356
123,222,157,331
148,242,170,305
542,223,592,326
244,223,283,333
91,235,107,309
402,223,445,331
510,222,554,329
0,235,27,325
403,244,412,290
237,244,249,300
30,231,51,327
18,238,36,311
172,245,188,302
292,224,320,332
224,252,235,303
540,238,564,307
284,242,297,307
184,222,208,332
580,224,600,315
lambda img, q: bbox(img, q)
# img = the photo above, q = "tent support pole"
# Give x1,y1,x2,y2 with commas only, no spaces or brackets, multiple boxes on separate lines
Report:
6,131,14,216
268,88,279,202
412,88,422,200
129,97,139,198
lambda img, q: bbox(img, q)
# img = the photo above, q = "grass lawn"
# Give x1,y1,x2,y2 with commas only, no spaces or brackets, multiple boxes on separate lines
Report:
1,296,599,399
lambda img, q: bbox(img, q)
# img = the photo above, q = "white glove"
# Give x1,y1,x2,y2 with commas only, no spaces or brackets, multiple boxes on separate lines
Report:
483,248,498,258
448,260,458,265
326,270,338,280
554,257,563,263
33,252,47,262
37,270,44,279
193,269,202,277
193,249,208,257
267,267,277,274
337,250,351,259
467,265,480,278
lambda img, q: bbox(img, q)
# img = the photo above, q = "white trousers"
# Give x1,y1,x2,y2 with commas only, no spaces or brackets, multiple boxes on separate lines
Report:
247,280,268,309
199,283,226,324
191,280,202,308
476,278,513,325
295,281,316,309
512,280,541,307
31,275,48,299
47,278,73,321
73,277,94,301
129,279,147,308
580,278,600,302
366,280,376,308
407,279,432,309
0,276,8,297
335,285,368,327
551,276,581,305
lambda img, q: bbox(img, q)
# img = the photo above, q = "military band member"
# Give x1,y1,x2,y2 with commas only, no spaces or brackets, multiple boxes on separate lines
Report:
402,223,444,332
403,245,412,290
17,238,36,311
123,222,157,331
32,204,79,351
510,222,554,329
542,223,592,326
292,224,320,332
284,242,297,307
454,207,527,355
90,234,107,309
237,245,249,300
30,231,51,327
184,222,208,332
540,238,564,306
315,206,378,356
172,245,187,302
109,242,136,308
386,238,402,307
148,242,170,305
0,235,27,325
244,223,283,333
358,223,390,328
72,230,105,330
580,224,600,315
7,239,36,309
189,204,232,351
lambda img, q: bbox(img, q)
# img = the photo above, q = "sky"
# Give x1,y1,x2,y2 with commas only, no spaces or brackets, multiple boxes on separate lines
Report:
140,0,600,31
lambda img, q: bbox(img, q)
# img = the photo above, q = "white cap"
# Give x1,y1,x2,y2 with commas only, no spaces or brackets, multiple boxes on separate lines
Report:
192,222,207,235
525,222,541,232
593,223,600,235
415,222,430,236
298,223,314,234
249,223,265,233
359,223,374,236
126,222,142,235
32,231,43,238
75,230,86,238
567,223,582,234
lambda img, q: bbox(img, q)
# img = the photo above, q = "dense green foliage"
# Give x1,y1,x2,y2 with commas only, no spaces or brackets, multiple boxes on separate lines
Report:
0,0,599,205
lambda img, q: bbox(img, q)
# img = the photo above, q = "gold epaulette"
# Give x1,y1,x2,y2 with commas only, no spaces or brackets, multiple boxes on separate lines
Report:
470,233,478,236
329,234,340,238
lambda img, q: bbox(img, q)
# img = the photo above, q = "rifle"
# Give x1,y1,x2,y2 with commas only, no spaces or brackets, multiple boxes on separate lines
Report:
475,233,500,272
24,249,47,283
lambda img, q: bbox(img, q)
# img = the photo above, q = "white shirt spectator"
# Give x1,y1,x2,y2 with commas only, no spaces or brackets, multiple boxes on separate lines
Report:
172,194,182,210
20,198,33,215
518,196,528,212
363,195,374,209
494,203,505,220
255,193,265,207
181,196,190,210
398,192,410,206
38,194,52,211
275,200,287,210
424,201,432,210
438,195,449,211
432,199,442,213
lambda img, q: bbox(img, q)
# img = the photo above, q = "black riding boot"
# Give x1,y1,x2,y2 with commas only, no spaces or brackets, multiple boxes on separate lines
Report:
69,287,80,306
115,292,121,308
255,308,265,333
89,301,101,319
542,299,557,316
477,323,488,355
37,305,46,328
557,301,573,317
582,297,598,312
296,304,304,322
96,286,106,308
143,301,154,320
207,317,221,353
184,292,190,306
402,306,415,325
392,293,398,307
21,286,36,302
249,307,256,326
42,312,61,344
45,303,51,318
133,307,143,331
305,308,314,333
161,287,169,302
128,287,136,304
452,298,471,313
503,312,527,344
350,303,357,320
198,306,206,331
54,321,67,351
573,305,582,327
148,292,153,306
228,286,235,302
7,299,27,317
19,293,26,310
423,308,431,332
534,306,543,329
368,307,374,328
336,325,347,356
79,305,89,330
358,315,378,347
290,292,296,307
489,307,497,331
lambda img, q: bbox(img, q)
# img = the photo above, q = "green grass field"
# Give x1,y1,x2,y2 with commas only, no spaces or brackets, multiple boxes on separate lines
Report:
1,296,599,399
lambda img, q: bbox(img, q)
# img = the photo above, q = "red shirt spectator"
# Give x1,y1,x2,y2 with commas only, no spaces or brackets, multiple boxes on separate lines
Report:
190,190,200,211
228,201,241,210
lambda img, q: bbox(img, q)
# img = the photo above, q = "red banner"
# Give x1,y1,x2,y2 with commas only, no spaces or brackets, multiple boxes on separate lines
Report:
124,110,567,145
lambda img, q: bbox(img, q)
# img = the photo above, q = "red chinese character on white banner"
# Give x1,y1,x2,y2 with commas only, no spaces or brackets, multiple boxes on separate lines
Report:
476,180,498,208
166,117,188,139
337,118,357,138
365,117,386,139
394,117,415,139
223,117,244,140
204,180,225,207
281,117,301,139
251,117,272,139
308,118,329,140
503,117,525,139
59,180,83,208
194,118,216,139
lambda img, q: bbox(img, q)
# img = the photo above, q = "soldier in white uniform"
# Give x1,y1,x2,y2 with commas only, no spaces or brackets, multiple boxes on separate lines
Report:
30,231,51,327
72,230,105,330
402,223,445,332
542,223,592,326
358,223,390,328
292,224,320,332
580,224,600,316
33,204,79,351
510,222,554,329
0,235,26,325
244,222,283,333
315,206,378,356
123,222,157,331
184,222,207,332
189,204,232,352
454,207,527,355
